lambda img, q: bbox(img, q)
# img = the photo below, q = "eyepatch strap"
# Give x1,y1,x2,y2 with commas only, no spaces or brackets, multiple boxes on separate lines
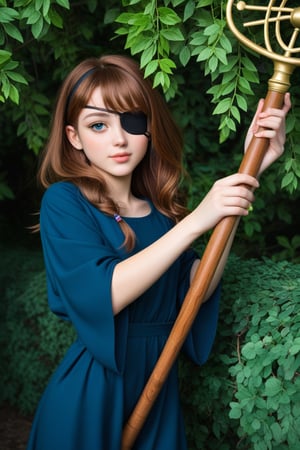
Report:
84,105,149,137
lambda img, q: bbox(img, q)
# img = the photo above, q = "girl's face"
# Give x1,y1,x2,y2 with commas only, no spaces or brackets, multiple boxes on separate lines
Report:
66,88,149,183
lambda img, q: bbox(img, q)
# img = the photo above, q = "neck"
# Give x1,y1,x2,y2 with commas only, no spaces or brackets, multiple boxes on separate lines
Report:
106,176,150,218
106,175,133,206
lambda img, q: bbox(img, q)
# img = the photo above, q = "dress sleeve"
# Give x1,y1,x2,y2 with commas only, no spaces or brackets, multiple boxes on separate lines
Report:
40,183,128,374
177,249,221,366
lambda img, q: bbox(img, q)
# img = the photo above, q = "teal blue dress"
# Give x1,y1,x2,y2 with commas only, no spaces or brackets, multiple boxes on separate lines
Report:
27,181,220,450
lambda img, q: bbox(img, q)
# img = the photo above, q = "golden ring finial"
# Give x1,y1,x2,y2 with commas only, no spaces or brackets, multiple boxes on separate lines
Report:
226,1,300,66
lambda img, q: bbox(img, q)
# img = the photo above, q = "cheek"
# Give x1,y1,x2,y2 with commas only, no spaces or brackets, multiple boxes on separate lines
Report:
82,135,105,151
137,137,150,155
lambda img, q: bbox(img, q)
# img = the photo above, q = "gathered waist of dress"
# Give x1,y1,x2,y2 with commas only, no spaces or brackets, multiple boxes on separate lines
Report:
128,322,174,337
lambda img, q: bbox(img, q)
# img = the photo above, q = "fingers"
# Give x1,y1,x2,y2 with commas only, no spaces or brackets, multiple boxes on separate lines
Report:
212,174,258,216
220,186,255,207
255,112,285,132
196,173,258,230
258,92,291,117
245,93,291,155
214,195,253,218
256,92,290,123
251,92,291,134
215,173,259,189
254,122,282,140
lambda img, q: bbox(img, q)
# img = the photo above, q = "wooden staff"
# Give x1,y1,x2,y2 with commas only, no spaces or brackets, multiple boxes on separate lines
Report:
122,2,300,447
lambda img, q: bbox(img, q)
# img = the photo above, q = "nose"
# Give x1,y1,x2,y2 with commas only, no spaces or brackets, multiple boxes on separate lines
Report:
112,117,128,146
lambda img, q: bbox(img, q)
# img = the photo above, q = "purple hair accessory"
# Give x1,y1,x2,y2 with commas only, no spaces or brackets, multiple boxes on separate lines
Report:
114,214,122,223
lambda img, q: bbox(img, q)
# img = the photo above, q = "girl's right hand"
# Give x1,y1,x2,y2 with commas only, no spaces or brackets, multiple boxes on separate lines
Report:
191,173,260,235
111,173,258,314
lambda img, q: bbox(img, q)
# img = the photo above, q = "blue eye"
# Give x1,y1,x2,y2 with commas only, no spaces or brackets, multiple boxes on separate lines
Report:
91,122,105,132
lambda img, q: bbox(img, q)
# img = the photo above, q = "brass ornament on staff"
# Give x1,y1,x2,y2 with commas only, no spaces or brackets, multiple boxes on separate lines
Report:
122,2,300,449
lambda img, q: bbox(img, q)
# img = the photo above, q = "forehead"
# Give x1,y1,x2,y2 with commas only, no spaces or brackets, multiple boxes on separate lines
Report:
79,88,115,121
82,86,132,115
86,87,105,108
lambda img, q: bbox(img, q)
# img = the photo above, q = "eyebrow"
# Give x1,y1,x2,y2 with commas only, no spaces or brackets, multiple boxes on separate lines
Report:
84,105,121,116
82,111,112,120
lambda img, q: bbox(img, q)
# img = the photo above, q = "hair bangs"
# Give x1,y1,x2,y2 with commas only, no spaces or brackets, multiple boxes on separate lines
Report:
99,68,150,116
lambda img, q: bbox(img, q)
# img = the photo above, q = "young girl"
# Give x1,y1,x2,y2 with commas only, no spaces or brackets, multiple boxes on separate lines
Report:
27,54,290,450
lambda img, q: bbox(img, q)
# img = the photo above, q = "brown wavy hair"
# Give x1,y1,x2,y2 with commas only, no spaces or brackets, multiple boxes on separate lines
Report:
37,54,187,250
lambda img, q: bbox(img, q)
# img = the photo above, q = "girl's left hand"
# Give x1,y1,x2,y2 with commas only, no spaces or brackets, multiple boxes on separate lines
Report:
244,92,291,176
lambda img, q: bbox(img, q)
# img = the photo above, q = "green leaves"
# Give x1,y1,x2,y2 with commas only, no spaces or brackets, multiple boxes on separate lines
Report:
18,0,68,37
264,377,282,397
0,0,70,107
0,49,11,65
116,5,183,92
15,91,50,154
280,127,300,192
0,6,23,43
0,7,20,24
1,21,23,42
225,256,300,449
274,236,300,263
0,59,27,104
207,53,259,143
158,6,181,26
180,254,300,449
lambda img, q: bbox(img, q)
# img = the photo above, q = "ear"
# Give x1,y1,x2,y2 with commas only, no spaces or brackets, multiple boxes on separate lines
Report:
65,125,83,150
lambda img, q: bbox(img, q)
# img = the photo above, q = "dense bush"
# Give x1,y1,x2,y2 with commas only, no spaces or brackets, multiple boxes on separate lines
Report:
0,246,75,413
1,246,299,449
180,255,300,450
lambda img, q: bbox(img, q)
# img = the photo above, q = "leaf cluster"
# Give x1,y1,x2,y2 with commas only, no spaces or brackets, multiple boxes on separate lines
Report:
0,0,70,104
226,258,300,450
0,245,76,413
180,253,300,449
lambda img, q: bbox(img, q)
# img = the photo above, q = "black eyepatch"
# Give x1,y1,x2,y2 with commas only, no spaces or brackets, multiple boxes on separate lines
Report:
84,105,149,137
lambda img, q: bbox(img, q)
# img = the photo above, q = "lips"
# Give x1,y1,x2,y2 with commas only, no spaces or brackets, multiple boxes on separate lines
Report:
110,153,131,163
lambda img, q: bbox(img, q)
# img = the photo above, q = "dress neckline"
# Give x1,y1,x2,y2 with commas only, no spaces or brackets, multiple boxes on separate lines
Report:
122,199,153,220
